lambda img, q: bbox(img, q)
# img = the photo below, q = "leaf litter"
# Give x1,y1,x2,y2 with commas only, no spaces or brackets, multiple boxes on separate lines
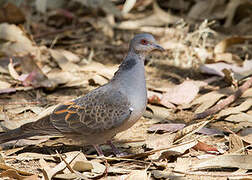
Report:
0,0,252,179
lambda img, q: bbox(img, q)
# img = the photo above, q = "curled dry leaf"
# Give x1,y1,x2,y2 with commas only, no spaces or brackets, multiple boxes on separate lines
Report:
0,81,11,90
124,170,148,180
0,23,40,57
191,87,234,114
72,161,93,172
148,123,185,133
117,1,179,29
225,113,252,123
0,2,25,24
217,98,252,118
49,49,80,72
0,169,38,180
228,133,245,154
199,60,252,77
214,36,252,54
193,141,220,154
174,120,211,143
40,151,81,179
161,80,199,106
192,155,252,170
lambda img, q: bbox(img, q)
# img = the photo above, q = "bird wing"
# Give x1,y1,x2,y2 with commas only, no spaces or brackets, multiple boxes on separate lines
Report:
50,86,132,135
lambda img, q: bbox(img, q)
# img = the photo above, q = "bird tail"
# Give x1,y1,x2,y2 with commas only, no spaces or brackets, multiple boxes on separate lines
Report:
0,115,60,144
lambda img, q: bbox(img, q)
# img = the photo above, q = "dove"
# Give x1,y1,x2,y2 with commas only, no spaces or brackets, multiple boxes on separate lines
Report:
0,33,164,156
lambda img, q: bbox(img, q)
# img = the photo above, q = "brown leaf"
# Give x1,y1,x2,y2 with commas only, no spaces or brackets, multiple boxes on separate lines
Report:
199,60,252,77
0,169,38,180
214,36,252,54
20,55,55,89
147,91,162,105
193,141,220,154
39,151,81,179
0,3,25,24
217,99,252,118
148,123,185,133
161,80,199,106
49,49,80,72
213,53,243,66
174,120,211,143
229,133,245,154
192,155,252,170
0,23,40,57
124,170,148,180
191,88,234,114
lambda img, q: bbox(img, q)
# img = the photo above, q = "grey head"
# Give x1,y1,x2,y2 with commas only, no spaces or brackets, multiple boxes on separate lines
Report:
129,33,164,54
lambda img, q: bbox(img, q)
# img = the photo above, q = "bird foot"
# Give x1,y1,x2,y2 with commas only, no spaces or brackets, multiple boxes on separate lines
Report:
107,140,128,157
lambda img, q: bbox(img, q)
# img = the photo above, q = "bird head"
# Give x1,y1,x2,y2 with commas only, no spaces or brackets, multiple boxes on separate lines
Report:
129,33,164,54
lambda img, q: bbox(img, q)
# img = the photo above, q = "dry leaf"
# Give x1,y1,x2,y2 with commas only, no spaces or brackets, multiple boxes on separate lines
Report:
199,60,252,77
56,49,80,63
225,113,252,123
0,23,40,57
0,163,34,176
49,49,80,72
214,36,252,54
193,141,220,154
40,151,81,179
161,80,199,105
124,170,148,180
229,134,245,154
0,2,25,24
218,99,252,118
174,120,211,143
191,88,234,114
148,123,185,133
117,1,179,29
0,81,11,89
192,155,252,170
0,169,38,180
72,161,93,172
157,140,198,160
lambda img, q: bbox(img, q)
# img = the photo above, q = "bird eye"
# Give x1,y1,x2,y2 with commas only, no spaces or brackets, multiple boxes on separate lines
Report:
140,39,148,45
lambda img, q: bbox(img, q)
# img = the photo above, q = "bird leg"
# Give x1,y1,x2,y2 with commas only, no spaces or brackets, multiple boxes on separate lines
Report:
107,140,125,157
93,144,104,157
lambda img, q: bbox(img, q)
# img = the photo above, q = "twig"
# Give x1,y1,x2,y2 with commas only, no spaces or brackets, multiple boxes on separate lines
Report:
194,76,252,119
172,170,252,177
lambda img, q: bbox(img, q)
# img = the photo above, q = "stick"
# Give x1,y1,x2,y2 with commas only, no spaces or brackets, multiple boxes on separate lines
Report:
194,76,252,119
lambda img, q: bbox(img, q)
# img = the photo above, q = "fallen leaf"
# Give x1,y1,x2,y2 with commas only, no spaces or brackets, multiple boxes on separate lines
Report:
39,151,81,179
193,141,220,154
0,169,38,180
148,123,185,133
56,49,80,63
192,155,252,170
191,88,234,114
199,60,252,77
228,133,245,154
49,49,80,72
161,80,199,105
214,36,252,54
217,98,252,118
0,2,25,24
0,23,40,57
174,120,211,143
0,81,11,89
225,113,252,123
124,170,148,180
72,161,93,172
0,163,34,176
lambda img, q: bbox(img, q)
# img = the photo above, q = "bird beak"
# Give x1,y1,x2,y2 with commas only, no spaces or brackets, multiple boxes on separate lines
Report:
153,43,165,51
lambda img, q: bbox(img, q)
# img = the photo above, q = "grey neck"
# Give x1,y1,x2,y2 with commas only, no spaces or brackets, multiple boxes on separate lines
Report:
111,49,147,111
112,49,145,79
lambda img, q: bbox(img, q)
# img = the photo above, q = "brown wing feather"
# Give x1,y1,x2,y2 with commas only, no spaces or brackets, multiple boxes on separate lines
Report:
50,86,132,135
